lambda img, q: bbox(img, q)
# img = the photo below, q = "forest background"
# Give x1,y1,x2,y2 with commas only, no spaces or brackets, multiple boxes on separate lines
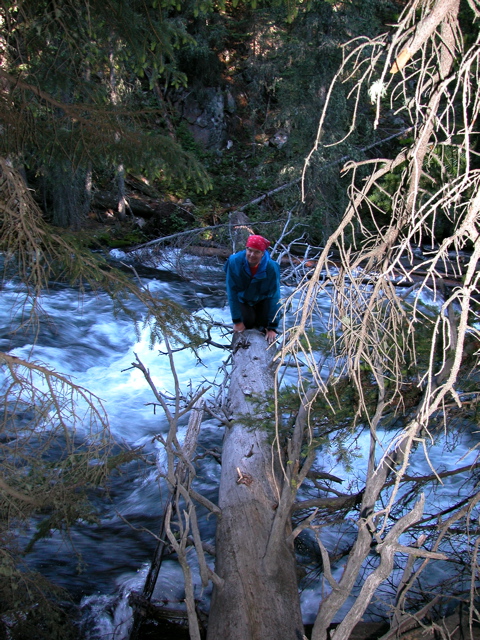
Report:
1,0,480,639
0,0,399,240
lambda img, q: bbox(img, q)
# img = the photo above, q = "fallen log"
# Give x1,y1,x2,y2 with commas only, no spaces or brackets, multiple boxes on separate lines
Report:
207,329,304,640
92,189,189,222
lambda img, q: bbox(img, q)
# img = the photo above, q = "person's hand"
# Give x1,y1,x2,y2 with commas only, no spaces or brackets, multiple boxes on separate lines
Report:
265,329,277,345
233,322,246,332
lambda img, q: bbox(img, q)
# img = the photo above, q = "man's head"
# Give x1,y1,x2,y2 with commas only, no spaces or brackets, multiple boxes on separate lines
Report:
245,235,270,267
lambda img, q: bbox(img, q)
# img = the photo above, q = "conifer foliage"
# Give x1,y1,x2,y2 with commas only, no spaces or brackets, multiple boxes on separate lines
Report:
0,0,212,228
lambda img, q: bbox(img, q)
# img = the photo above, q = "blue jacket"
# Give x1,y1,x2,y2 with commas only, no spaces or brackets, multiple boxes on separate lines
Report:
225,250,281,329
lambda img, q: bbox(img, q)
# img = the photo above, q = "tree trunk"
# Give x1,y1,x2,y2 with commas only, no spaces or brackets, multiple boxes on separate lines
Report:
116,162,127,221
48,161,90,229
207,330,304,640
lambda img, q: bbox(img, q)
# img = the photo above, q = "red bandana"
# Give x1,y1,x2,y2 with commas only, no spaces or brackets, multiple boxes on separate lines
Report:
246,235,271,252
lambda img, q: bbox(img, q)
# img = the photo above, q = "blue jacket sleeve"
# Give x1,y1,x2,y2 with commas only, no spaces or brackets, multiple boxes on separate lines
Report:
225,256,243,323
266,261,281,329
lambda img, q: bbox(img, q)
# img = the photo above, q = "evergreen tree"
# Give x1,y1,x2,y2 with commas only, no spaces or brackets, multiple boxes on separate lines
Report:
0,0,211,228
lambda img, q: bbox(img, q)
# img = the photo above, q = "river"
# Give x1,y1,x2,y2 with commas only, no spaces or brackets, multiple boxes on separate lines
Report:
1,249,477,638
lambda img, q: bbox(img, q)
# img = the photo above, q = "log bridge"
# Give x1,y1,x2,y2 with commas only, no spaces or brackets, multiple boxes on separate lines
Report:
207,329,304,640
128,329,305,640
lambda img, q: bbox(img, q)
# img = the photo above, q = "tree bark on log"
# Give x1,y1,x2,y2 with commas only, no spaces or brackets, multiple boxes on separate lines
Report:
207,330,304,640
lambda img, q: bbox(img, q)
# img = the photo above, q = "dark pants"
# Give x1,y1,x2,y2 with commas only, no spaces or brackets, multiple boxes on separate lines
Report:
239,299,270,330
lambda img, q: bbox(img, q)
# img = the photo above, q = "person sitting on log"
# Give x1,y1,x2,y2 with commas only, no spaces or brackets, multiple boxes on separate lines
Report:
225,234,280,345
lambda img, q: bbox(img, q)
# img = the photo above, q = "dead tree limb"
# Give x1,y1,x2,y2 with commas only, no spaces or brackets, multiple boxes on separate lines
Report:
128,396,207,640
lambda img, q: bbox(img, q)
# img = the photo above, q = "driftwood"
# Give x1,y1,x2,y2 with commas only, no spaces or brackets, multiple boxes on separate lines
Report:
207,330,304,640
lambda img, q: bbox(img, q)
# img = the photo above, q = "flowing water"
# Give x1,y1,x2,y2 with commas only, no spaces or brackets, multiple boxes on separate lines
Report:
1,250,477,637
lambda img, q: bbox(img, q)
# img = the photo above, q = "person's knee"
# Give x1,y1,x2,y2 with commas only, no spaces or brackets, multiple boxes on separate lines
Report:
243,317,255,329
